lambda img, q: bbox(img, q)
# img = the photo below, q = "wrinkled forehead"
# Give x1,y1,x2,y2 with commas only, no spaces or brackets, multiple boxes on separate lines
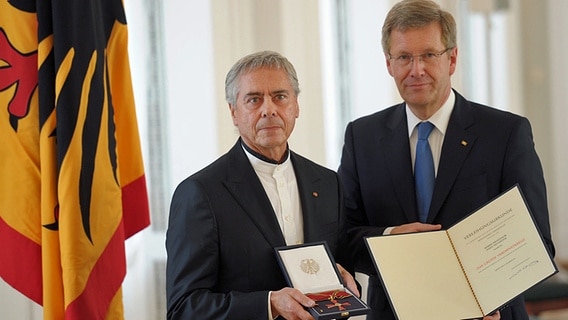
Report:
388,24,445,53
236,68,294,97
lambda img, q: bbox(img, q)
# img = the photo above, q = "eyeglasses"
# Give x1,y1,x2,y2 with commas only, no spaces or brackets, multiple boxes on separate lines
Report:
388,48,453,67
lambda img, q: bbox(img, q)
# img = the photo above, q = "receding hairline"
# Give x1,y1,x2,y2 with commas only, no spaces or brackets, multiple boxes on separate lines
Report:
224,50,300,105
381,0,457,54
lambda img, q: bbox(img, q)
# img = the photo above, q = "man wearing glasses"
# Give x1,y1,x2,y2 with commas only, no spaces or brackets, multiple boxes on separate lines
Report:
337,0,554,319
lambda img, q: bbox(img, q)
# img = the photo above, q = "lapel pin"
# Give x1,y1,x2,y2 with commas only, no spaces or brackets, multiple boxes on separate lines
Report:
461,140,468,146
312,191,319,198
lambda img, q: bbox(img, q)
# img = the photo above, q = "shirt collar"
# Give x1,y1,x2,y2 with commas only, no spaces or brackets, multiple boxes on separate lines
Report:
241,141,291,175
240,141,290,165
406,89,455,137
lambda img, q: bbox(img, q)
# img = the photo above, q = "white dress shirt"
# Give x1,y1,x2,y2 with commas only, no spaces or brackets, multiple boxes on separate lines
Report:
384,90,455,235
244,147,304,246
243,147,304,319
406,90,455,175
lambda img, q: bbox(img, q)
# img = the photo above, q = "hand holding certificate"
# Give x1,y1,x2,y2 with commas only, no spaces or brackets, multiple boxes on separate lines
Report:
365,185,557,320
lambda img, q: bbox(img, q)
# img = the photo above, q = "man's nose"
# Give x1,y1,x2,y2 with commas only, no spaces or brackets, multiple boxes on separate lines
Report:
409,57,426,76
261,98,277,117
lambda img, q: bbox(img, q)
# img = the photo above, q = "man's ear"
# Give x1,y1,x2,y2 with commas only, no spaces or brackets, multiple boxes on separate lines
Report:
229,104,238,126
385,54,395,77
449,47,458,76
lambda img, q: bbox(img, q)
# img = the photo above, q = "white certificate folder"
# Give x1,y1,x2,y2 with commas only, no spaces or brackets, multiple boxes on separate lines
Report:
365,185,557,320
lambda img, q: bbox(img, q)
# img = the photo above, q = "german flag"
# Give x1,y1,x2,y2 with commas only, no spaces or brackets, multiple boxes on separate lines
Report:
0,0,150,319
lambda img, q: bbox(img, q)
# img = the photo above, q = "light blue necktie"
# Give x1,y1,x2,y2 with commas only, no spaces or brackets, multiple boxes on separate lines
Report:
415,121,435,223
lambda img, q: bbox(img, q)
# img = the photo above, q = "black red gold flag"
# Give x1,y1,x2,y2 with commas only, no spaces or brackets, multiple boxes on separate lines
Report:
0,0,151,318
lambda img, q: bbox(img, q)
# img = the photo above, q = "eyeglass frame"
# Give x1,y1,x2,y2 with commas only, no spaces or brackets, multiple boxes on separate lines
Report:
387,47,454,67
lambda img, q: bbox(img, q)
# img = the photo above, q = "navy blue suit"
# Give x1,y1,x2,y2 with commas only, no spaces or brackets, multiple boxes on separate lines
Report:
338,90,554,320
166,139,350,320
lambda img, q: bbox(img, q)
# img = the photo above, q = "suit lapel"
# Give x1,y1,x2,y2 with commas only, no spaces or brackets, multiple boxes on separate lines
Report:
382,106,419,222
290,153,323,243
429,93,477,222
223,141,286,247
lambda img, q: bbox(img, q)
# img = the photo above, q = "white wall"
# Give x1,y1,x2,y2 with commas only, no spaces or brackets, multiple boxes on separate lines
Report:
548,0,568,261
123,0,218,319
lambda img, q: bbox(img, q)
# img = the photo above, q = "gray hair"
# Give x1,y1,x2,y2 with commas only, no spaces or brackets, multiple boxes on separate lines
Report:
225,50,300,105
381,0,457,54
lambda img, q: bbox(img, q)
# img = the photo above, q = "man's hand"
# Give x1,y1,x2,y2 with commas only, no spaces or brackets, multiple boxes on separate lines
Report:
391,222,442,234
336,263,360,297
270,287,315,320
482,310,501,320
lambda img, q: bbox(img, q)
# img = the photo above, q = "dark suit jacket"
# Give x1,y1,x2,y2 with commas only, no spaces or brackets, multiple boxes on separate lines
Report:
338,90,554,320
166,139,350,320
